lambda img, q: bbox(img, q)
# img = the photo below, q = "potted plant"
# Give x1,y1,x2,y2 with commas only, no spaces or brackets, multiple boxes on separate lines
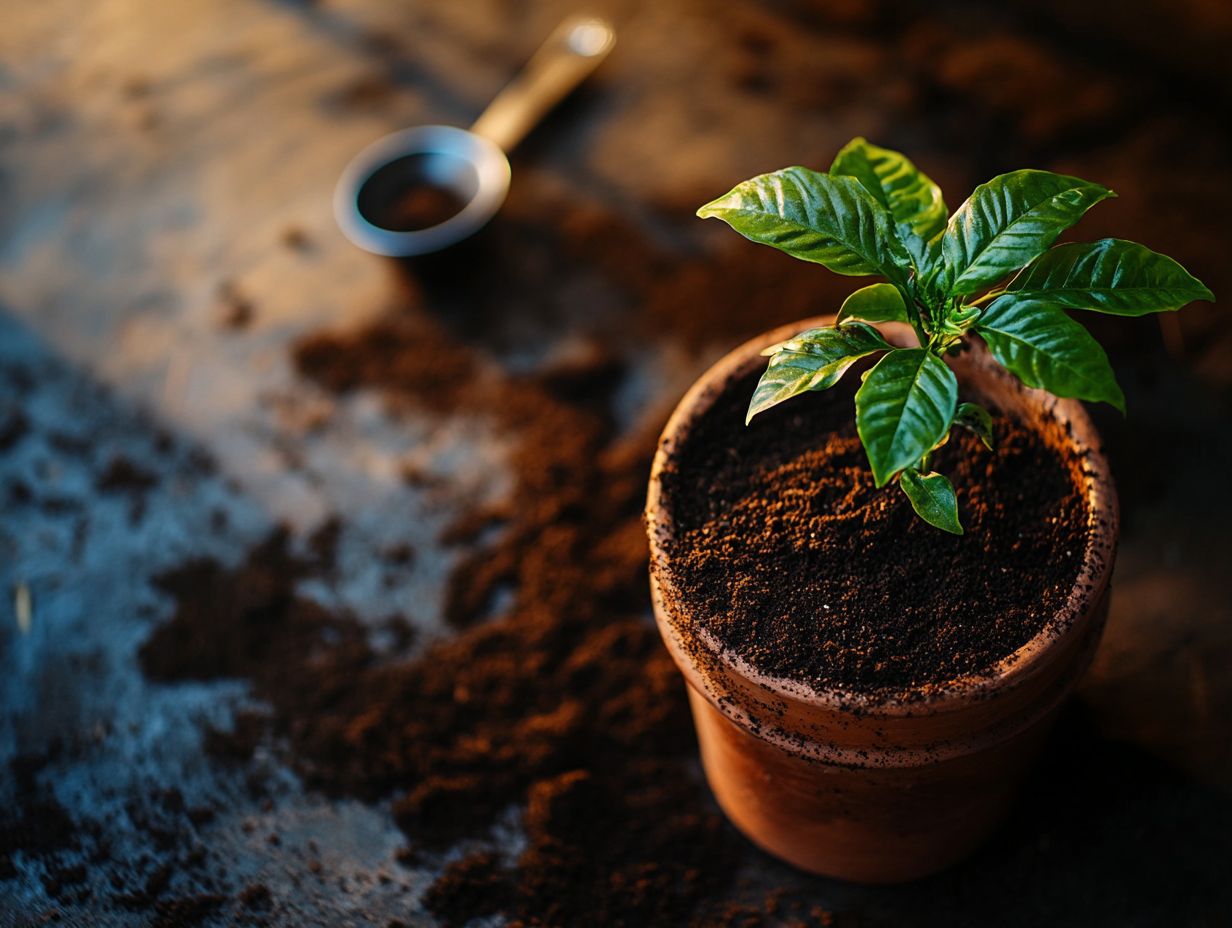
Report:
645,138,1212,882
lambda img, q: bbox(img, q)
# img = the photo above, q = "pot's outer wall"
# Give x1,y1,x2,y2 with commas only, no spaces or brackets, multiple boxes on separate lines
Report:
646,317,1119,883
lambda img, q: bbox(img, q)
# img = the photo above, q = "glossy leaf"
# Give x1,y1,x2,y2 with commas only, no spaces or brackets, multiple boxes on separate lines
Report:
976,296,1125,412
1006,238,1214,315
747,324,889,424
918,233,952,301
837,283,909,325
899,468,963,534
953,401,995,450
943,171,1114,295
697,167,911,285
855,348,958,487
829,137,947,261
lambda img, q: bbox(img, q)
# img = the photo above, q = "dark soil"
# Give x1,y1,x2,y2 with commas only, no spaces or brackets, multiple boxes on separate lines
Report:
656,366,1092,694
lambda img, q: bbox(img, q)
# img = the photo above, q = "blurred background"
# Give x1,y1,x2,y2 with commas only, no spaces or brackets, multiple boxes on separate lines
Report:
1,1,1230,925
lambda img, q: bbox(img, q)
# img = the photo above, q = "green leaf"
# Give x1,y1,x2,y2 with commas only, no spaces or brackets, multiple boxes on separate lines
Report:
747,324,889,424
976,296,1126,412
953,401,995,450
1006,238,1214,316
829,137,948,260
697,167,911,285
855,348,958,487
899,468,963,534
837,283,909,325
918,233,952,300
943,170,1114,295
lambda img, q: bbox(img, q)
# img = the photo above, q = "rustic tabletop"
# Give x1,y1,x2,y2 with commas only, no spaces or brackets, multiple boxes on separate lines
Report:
2,1,1230,925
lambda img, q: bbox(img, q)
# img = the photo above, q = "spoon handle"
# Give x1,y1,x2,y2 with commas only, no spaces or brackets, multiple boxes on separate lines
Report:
470,16,615,153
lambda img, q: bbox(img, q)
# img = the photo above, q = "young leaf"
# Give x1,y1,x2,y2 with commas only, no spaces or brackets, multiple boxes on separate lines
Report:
837,283,909,325
1006,238,1214,315
976,296,1126,412
943,170,1114,295
899,468,963,534
697,167,911,285
953,401,995,450
855,348,958,487
747,324,889,423
938,305,982,336
829,137,947,259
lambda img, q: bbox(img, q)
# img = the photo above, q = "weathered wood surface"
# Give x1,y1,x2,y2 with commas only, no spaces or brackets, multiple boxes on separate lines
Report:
2,0,1231,924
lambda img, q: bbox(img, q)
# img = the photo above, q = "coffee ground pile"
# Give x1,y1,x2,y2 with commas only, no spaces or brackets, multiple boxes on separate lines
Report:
656,366,1092,695
138,293,842,926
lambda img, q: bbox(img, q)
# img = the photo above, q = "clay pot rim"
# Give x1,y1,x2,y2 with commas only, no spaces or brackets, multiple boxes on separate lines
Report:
646,315,1119,717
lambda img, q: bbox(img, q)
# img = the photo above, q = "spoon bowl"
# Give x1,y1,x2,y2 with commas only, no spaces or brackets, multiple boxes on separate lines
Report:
335,125,510,257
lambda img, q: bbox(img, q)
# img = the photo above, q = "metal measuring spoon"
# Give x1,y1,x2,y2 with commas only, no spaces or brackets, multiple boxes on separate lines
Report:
334,16,616,257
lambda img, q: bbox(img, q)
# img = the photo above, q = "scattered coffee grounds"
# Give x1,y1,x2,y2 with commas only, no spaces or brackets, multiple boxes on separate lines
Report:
280,225,311,251
380,541,415,567
239,881,272,909
656,366,1091,694
149,893,226,928
0,406,29,452
1,755,78,881
139,302,763,924
134,219,903,920
140,518,743,925
203,708,271,766
327,73,398,112
421,851,514,926
306,513,343,573
48,430,92,456
216,280,255,330
96,454,159,494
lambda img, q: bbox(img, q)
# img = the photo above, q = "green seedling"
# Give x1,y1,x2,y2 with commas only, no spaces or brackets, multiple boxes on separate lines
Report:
699,138,1213,533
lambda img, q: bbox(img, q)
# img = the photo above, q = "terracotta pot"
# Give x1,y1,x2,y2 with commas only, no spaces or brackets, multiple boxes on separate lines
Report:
645,316,1118,883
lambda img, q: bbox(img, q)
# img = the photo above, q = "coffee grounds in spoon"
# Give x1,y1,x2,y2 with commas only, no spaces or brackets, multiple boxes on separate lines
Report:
377,183,467,232
356,152,470,232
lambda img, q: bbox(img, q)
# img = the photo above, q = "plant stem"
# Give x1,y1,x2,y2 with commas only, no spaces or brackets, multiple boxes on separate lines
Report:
965,289,1004,308
902,292,929,346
